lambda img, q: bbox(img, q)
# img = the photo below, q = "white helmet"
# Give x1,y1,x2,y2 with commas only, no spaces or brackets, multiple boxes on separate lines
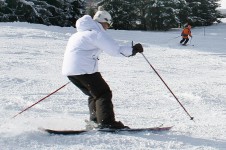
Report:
93,6,112,25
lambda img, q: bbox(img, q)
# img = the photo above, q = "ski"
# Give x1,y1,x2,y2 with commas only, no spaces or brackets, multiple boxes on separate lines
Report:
39,126,172,135
180,43,194,46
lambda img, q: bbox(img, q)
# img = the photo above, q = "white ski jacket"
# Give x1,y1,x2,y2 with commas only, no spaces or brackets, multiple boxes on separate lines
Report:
62,15,133,76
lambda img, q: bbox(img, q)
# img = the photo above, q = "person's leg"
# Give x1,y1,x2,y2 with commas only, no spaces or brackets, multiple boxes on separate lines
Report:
69,72,115,124
68,72,127,129
68,76,97,122
68,76,91,96
180,38,185,43
88,96,97,122
184,38,189,45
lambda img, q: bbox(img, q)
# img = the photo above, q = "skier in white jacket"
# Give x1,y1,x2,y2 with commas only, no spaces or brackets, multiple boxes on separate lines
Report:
62,6,143,129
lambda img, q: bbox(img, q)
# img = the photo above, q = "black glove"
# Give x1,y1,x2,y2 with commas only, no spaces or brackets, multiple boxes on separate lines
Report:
132,43,143,56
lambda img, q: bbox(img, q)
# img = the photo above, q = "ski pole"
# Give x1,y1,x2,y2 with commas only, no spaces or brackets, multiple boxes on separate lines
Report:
12,82,70,119
141,53,194,121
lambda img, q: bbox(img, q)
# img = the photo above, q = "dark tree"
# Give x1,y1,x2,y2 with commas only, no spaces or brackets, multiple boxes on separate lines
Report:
0,0,86,27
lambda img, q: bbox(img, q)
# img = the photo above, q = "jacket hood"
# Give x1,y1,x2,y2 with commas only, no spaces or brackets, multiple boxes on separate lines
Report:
76,15,101,32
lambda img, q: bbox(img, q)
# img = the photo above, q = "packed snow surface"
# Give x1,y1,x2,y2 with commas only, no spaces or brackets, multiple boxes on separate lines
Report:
1,20,226,149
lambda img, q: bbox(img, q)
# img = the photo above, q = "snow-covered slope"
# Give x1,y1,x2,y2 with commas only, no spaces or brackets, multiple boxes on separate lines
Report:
1,21,226,149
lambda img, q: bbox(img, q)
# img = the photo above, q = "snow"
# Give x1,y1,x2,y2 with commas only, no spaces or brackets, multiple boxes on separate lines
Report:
19,0,34,6
1,21,226,149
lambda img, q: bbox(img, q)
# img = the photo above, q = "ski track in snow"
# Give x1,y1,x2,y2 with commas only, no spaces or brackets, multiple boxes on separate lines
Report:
1,21,226,149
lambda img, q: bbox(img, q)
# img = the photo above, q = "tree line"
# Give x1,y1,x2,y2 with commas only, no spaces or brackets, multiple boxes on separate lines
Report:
0,0,223,30
0,0,85,27
99,0,223,30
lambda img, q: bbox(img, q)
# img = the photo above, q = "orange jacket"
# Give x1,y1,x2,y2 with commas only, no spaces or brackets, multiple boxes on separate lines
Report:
181,27,192,39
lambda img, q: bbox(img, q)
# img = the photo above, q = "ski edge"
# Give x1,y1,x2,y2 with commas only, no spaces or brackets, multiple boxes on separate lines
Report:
39,126,173,135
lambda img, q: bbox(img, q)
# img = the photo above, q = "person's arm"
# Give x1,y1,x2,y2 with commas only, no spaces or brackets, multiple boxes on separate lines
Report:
93,31,143,57
93,31,132,57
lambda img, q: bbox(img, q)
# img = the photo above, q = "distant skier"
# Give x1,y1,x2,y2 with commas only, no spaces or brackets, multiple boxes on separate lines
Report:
180,25,192,45
62,6,143,129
